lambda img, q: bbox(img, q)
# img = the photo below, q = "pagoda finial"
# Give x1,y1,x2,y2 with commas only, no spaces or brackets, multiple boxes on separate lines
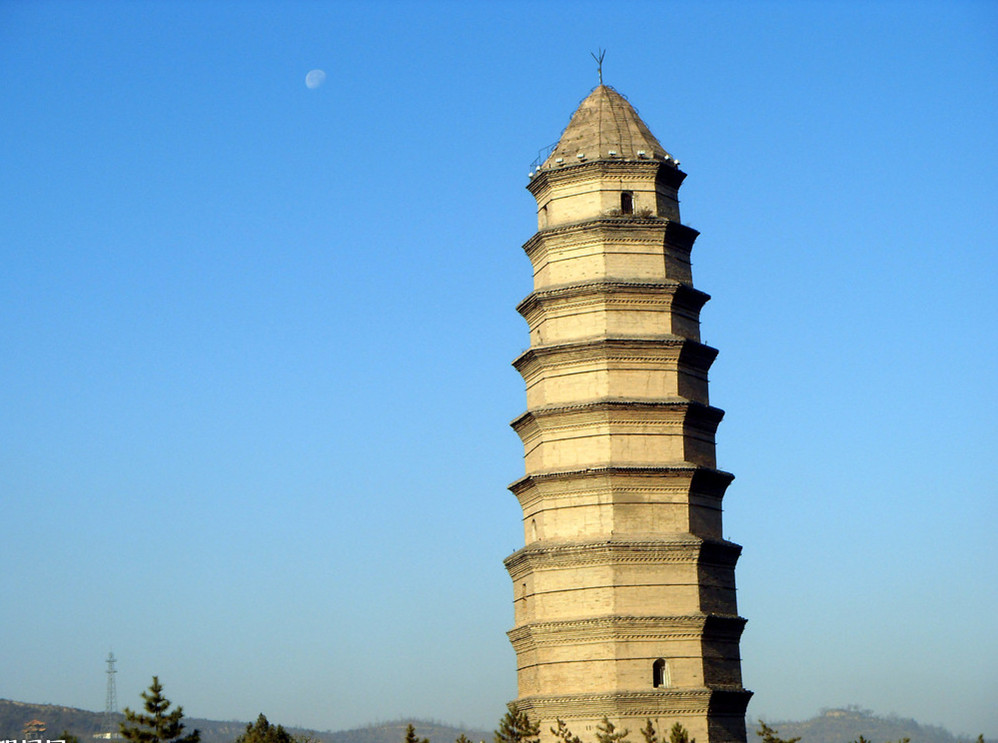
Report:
591,49,606,85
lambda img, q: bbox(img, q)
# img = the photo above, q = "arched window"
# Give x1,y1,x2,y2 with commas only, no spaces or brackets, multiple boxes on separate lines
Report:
620,191,634,215
530,519,538,541
652,658,670,688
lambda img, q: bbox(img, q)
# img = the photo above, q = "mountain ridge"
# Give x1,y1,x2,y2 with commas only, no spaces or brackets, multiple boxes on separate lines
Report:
758,707,988,743
0,700,490,743
0,699,990,743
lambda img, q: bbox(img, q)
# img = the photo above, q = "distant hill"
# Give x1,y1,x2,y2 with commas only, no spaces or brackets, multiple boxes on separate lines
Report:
320,722,491,743
1,700,106,741
759,707,989,743
2,699,991,743
0,700,489,743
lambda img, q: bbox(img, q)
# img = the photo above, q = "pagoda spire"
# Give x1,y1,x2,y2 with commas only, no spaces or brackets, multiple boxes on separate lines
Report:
591,49,606,85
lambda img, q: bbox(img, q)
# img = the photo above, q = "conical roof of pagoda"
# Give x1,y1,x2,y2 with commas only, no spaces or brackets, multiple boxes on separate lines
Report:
542,85,673,168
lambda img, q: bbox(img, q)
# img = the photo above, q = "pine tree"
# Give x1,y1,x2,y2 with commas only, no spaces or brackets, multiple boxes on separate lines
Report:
550,720,581,743
755,722,799,743
120,677,200,743
595,718,629,743
405,725,429,743
456,736,474,743
494,704,540,743
667,723,694,743
234,715,294,743
639,721,658,743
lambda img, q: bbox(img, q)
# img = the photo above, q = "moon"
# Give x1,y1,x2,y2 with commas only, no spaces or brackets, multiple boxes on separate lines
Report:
305,69,326,89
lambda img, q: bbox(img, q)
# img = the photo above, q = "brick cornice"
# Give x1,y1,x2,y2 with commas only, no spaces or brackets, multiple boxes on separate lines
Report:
527,159,678,196
507,465,735,502
510,399,725,433
507,614,748,648
503,536,742,578
509,465,734,490
523,218,700,258
512,336,718,376
516,280,710,319
509,474,733,516
514,687,751,718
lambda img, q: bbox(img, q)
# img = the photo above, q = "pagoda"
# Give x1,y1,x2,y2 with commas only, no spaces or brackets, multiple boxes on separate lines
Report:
506,84,751,743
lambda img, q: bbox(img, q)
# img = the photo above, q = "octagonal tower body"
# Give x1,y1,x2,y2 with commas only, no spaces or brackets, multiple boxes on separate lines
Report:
507,85,750,743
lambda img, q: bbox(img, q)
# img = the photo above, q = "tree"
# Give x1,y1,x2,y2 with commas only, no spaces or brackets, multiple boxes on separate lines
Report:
596,717,629,743
667,723,694,743
234,716,294,743
550,720,581,743
57,731,81,743
405,725,429,743
640,721,658,743
755,722,799,743
120,676,200,743
494,704,540,743
666,724,692,743
456,736,474,743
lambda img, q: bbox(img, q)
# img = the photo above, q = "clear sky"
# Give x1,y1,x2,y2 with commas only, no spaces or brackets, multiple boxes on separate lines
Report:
2,0,996,738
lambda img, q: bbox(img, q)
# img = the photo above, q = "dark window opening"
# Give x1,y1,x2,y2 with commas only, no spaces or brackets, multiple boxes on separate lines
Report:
621,191,634,215
653,658,667,688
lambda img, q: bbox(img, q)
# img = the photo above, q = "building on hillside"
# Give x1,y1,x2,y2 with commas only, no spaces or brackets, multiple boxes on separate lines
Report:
23,719,47,739
505,83,751,743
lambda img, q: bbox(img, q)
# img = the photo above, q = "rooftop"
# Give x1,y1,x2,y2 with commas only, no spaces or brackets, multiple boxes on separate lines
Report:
538,85,676,171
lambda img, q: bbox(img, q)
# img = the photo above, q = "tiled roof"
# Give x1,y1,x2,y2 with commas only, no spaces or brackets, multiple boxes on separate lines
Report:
542,85,673,168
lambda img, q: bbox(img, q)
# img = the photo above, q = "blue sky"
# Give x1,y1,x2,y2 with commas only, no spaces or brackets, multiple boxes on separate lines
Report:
1,0,996,738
